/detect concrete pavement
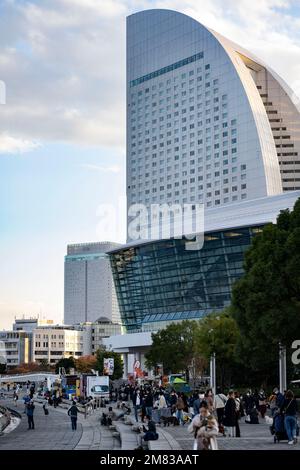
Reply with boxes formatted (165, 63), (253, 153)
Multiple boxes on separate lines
(0, 396), (120, 450)
(164, 416), (300, 450)
(1, 395), (299, 451)
(0, 397), (83, 450)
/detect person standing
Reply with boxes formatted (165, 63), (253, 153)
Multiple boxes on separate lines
(23, 394), (31, 414)
(224, 391), (236, 437)
(168, 390), (177, 413)
(144, 391), (154, 419)
(68, 400), (79, 431)
(132, 388), (143, 422)
(26, 400), (35, 430)
(176, 393), (185, 425)
(213, 388), (227, 430)
(204, 389), (214, 412)
(258, 389), (267, 418)
(234, 391), (242, 437)
(13, 390), (18, 407)
(193, 392), (201, 417)
(281, 390), (298, 445)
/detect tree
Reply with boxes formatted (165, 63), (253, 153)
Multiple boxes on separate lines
(95, 349), (123, 380)
(145, 320), (200, 378)
(195, 311), (240, 388)
(76, 355), (97, 373)
(9, 362), (42, 374)
(232, 198), (300, 385)
(55, 357), (76, 374)
(39, 358), (50, 370)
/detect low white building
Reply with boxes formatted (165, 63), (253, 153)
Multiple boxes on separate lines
(32, 325), (89, 365)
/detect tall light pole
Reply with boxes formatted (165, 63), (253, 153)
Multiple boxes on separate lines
(208, 328), (216, 394)
(279, 342), (287, 393)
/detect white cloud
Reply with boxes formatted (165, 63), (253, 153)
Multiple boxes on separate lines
(81, 163), (122, 173)
(0, 0), (299, 150)
(0, 132), (40, 154)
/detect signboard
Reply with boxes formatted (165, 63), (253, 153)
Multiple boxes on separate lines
(133, 360), (143, 378)
(103, 357), (114, 376)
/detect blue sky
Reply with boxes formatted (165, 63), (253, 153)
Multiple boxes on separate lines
(1, 0), (300, 328)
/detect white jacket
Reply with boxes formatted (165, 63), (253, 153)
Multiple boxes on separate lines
(213, 393), (227, 409)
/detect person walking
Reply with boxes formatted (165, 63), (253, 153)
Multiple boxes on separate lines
(26, 400), (35, 430)
(281, 390), (298, 445)
(68, 400), (79, 431)
(213, 388), (227, 429)
(224, 391), (236, 437)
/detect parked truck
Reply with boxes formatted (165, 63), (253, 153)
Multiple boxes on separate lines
(81, 374), (110, 402)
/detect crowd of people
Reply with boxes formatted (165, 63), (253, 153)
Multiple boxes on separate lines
(107, 383), (299, 450)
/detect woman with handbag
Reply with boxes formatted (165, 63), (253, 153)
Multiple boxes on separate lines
(280, 390), (298, 445)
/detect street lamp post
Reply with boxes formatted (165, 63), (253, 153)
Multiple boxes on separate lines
(208, 328), (216, 394)
(279, 342), (287, 394)
(210, 352), (216, 395)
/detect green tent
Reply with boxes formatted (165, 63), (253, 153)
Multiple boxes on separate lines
(173, 377), (186, 384)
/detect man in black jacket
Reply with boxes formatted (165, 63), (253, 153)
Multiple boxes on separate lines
(68, 400), (79, 431)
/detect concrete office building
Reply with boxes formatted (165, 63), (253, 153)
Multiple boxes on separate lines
(76, 318), (122, 355)
(0, 330), (32, 367)
(13, 318), (54, 333)
(64, 242), (121, 326)
(32, 325), (88, 365)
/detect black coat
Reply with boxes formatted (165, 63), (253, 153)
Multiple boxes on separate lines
(224, 398), (236, 427)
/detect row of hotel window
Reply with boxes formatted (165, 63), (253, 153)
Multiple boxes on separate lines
(130, 195), (248, 206)
(131, 153), (239, 168)
(131, 74), (220, 100)
(131, 117), (236, 133)
(131, 109), (231, 126)
(130, 167), (246, 182)
(131, 127), (237, 142)
(131, 96), (228, 114)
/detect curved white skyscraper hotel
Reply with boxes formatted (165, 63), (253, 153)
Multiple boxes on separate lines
(127, 9), (300, 218)
(105, 9), (300, 346)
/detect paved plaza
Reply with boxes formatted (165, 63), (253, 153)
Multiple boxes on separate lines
(0, 396), (299, 451)
(165, 418), (300, 451)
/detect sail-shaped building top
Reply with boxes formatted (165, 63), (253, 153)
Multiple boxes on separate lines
(127, 9), (300, 221)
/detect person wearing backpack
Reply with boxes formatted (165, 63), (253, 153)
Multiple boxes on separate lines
(213, 387), (227, 428)
(280, 390), (298, 445)
(68, 400), (79, 431)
